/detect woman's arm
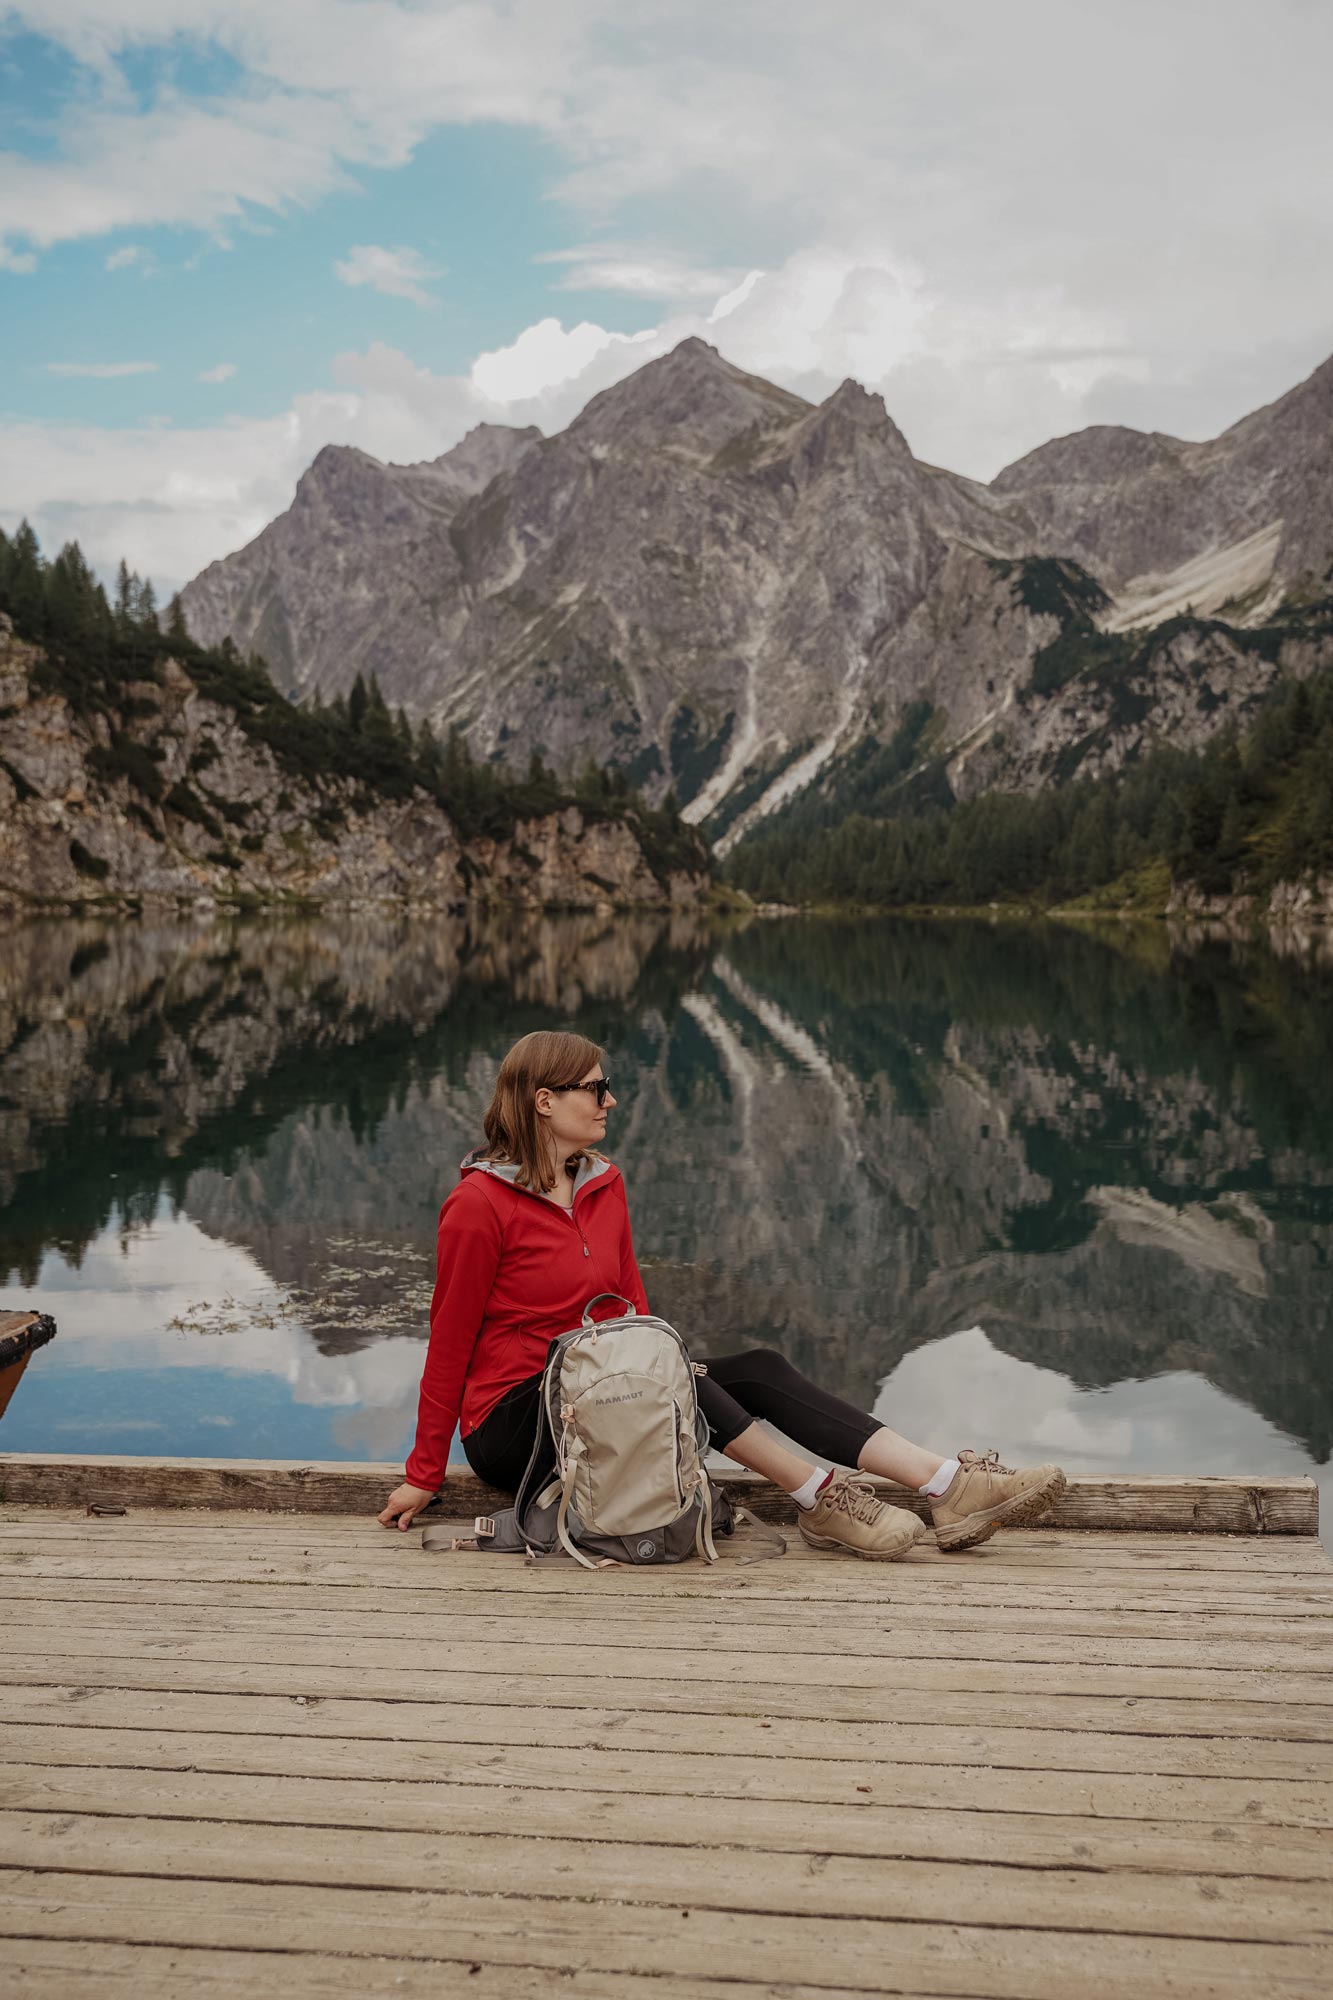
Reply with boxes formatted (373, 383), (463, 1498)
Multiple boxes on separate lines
(381, 1182), (503, 1525)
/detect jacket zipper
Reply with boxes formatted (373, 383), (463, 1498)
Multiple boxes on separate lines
(484, 1169), (596, 1257)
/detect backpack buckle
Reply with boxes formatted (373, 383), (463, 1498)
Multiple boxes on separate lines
(474, 1515), (496, 1539)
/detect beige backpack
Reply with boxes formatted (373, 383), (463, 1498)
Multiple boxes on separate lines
(443, 1293), (731, 1568)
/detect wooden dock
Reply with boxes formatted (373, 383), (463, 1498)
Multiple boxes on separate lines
(1, 1463), (1330, 1998)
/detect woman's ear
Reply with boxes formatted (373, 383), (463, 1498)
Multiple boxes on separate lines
(533, 1087), (553, 1120)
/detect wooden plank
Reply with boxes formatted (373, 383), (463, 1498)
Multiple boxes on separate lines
(9, 1516), (1316, 1562)
(0, 1453), (1319, 1533)
(6, 1721), (1328, 1825)
(13, 1512), (1328, 1560)
(3, 1868), (1329, 1999)
(10, 1572), (1333, 1624)
(10, 1652), (1332, 1740)
(13, 1584), (1332, 1645)
(7, 1682), (1327, 1779)
(0, 1937), (882, 2000)
(11, 1594), (1333, 1668)
(5, 1517), (1326, 1574)
(10, 1547), (1332, 1602)
(10, 1552), (1328, 1616)
(7, 1625), (1330, 1702)
(2, 1812), (1329, 1946)
(7, 1516), (1333, 1576)
(3, 1765), (1329, 1881)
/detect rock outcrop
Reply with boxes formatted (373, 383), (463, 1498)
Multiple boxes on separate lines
(179, 340), (1333, 841)
(0, 617), (707, 912)
(993, 353), (1333, 617)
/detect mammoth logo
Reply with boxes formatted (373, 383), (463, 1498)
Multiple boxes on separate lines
(636, 1538), (657, 1559)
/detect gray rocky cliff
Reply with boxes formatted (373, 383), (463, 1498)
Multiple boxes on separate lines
(0, 618), (706, 913)
(179, 339), (1333, 838)
(993, 353), (1333, 617)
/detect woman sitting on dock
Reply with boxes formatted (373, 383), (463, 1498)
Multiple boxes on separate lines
(379, 1030), (1066, 1558)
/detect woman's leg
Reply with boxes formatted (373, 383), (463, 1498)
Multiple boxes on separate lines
(696, 1360), (925, 1560)
(705, 1347), (1066, 1552)
(704, 1348), (946, 1487)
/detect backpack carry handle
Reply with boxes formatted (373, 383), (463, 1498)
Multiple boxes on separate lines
(580, 1292), (636, 1328)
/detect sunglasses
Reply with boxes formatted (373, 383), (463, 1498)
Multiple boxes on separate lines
(545, 1076), (613, 1107)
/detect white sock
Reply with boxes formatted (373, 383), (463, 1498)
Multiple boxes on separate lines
(920, 1458), (960, 1498)
(790, 1468), (832, 1511)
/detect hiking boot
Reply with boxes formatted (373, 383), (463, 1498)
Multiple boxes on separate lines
(930, 1449), (1067, 1552)
(797, 1473), (927, 1561)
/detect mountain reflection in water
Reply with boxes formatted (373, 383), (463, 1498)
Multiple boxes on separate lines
(1, 911), (1329, 1528)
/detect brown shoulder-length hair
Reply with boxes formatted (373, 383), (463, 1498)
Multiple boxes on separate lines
(481, 1029), (606, 1192)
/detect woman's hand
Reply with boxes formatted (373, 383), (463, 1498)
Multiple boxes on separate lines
(377, 1481), (437, 1531)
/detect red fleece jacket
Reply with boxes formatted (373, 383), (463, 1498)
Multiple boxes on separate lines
(404, 1157), (650, 1491)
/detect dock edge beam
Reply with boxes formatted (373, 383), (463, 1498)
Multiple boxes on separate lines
(0, 1454), (1319, 1534)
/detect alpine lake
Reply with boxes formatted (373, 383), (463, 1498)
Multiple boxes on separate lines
(2, 909), (1330, 1540)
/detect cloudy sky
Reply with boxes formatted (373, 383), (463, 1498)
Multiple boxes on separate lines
(2, 0), (1331, 592)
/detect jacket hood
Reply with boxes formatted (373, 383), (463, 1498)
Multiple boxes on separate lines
(461, 1149), (615, 1200)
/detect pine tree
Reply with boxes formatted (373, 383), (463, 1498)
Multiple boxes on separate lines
(46, 541), (100, 649)
(347, 673), (368, 732)
(166, 594), (189, 642)
(4, 520), (46, 635)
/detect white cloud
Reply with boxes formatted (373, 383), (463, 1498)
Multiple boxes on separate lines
(471, 316), (640, 403)
(3, 4), (1332, 587)
(104, 242), (152, 271)
(45, 358), (159, 378)
(198, 362), (238, 383)
(0, 244), (38, 272)
(1, 343), (491, 592)
(0, 89), (357, 255)
(334, 241), (441, 306)
(5, 220), (1324, 604)
(0, 2), (1330, 469)
(537, 244), (741, 301)
(708, 270), (763, 323)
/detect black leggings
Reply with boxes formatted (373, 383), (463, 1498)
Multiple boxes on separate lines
(462, 1345), (883, 1495)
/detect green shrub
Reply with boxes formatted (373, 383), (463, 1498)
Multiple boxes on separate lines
(87, 733), (166, 802)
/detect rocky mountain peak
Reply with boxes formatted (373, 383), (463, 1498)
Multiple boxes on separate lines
(1220, 348), (1333, 453)
(301, 441), (378, 484)
(821, 377), (909, 444)
(180, 336), (1333, 833)
(775, 376), (915, 491)
(285, 443), (408, 529)
(991, 425), (1184, 495)
(570, 335), (811, 458)
(420, 421), (543, 497)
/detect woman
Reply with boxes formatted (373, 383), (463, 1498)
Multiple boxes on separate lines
(379, 1030), (1066, 1557)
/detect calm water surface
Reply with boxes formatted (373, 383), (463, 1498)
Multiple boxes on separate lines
(2, 911), (1330, 1533)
